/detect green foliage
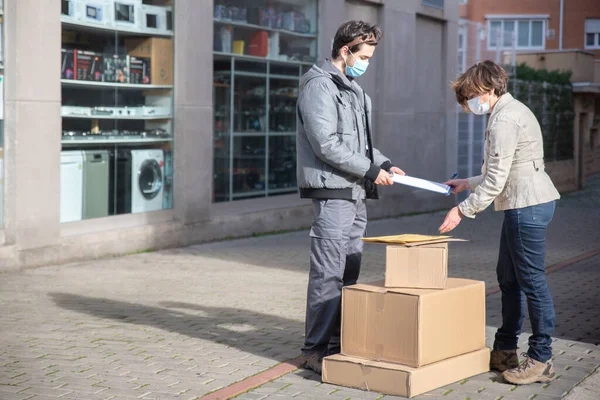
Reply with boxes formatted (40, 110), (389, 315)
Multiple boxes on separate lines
(514, 63), (572, 85)
(506, 64), (574, 161)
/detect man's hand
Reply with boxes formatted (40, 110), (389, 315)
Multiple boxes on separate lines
(439, 206), (463, 233)
(390, 166), (405, 176)
(374, 169), (393, 186)
(444, 179), (469, 194)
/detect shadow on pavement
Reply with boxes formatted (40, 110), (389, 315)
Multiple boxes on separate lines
(49, 293), (304, 363)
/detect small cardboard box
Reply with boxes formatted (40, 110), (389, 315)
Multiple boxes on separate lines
(125, 37), (173, 85)
(341, 278), (486, 367)
(386, 242), (448, 289)
(323, 348), (490, 398)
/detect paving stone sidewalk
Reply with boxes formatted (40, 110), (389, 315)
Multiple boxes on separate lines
(0, 175), (598, 400)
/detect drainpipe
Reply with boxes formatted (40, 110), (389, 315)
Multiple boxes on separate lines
(559, 0), (564, 50)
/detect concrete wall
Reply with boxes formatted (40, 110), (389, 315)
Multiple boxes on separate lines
(595, 61), (600, 84)
(546, 160), (578, 193)
(0, 0), (459, 270)
(516, 51), (596, 82)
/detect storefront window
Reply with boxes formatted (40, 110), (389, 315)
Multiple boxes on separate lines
(0, 0), (4, 227)
(213, 0), (318, 202)
(60, 0), (174, 222)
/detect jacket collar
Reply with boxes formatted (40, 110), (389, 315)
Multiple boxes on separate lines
(489, 93), (514, 120)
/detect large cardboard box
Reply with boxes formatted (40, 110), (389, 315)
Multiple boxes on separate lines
(386, 242), (447, 289)
(125, 38), (173, 85)
(323, 348), (490, 398)
(342, 278), (485, 367)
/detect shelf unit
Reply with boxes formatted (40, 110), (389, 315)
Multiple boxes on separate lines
(62, 113), (173, 120)
(62, 137), (173, 145)
(61, 80), (173, 90)
(60, 1), (175, 221)
(61, 18), (173, 38)
(213, 18), (316, 39)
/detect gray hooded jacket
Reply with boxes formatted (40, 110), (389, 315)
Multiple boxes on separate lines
(296, 60), (391, 200)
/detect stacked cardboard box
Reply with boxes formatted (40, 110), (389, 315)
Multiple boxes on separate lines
(322, 235), (490, 398)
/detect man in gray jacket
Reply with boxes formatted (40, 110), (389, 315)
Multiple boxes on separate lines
(296, 20), (404, 374)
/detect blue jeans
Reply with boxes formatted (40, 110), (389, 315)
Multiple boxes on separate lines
(493, 201), (556, 363)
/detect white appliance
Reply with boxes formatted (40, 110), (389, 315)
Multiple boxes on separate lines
(79, 0), (113, 26)
(141, 5), (173, 34)
(113, 0), (143, 30)
(60, 151), (84, 223)
(61, 0), (79, 21)
(130, 149), (164, 213)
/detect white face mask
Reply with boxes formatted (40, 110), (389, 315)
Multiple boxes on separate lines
(468, 95), (491, 115)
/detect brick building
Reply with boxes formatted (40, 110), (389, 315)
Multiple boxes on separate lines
(459, 0), (600, 61)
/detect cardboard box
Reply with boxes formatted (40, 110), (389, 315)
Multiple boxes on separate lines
(342, 278), (485, 367)
(125, 38), (173, 85)
(385, 242), (447, 289)
(74, 50), (103, 81)
(323, 348), (490, 398)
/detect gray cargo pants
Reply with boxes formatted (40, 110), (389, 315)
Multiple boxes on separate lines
(301, 198), (367, 357)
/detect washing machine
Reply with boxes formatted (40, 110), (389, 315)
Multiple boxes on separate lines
(60, 150), (84, 223)
(130, 149), (164, 214)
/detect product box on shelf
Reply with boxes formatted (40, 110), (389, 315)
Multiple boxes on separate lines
(125, 37), (173, 85)
(61, 49), (75, 80)
(103, 54), (128, 83)
(323, 349), (491, 398)
(128, 56), (151, 84)
(341, 278), (486, 368)
(248, 31), (269, 57)
(74, 50), (104, 81)
(282, 11), (311, 33)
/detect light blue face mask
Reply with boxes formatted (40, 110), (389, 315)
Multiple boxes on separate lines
(345, 50), (369, 77)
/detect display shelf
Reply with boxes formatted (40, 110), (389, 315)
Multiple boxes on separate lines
(62, 113), (172, 120)
(232, 131), (296, 137)
(61, 18), (173, 37)
(61, 80), (173, 90)
(213, 18), (316, 38)
(61, 137), (173, 145)
(214, 51), (313, 66)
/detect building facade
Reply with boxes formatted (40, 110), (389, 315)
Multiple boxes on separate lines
(459, 0), (600, 59)
(0, 0), (459, 270)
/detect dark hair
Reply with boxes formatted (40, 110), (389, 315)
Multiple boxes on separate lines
(331, 20), (383, 59)
(452, 60), (509, 112)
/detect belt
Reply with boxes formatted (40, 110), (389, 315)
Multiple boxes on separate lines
(508, 159), (545, 177)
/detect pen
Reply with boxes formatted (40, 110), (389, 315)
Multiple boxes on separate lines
(448, 173), (458, 180)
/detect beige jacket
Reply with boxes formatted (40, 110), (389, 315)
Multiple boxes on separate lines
(459, 93), (560, 218)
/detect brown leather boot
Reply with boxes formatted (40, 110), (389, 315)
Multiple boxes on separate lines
(490, 349), (519, 372)
(503, 353), (555, 385)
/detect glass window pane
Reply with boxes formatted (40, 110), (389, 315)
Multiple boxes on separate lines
(518, 21), (530, 47)
(586, 33), (596, 46)
(212, 0), (317, 202)
(268, 135), (297, 195)
(232, 136), (266, 199)
(503, 21), (515, 47)
(61, 1), (175, 221)
(490, 21), (501, 47)
(531, 21), (544, 47)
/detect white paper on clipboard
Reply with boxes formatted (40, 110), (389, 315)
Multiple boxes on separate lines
(391, 173), (452, 195)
